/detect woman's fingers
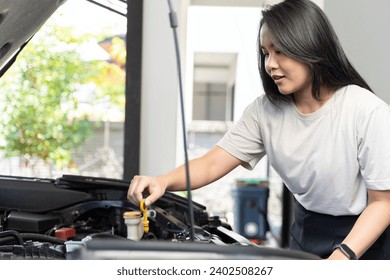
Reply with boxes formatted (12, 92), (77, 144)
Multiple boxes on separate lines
(127, 175), (166, 207)
(127, 175), (147, 205)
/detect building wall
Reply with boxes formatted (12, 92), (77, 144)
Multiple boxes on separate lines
(186, 6), (264, 126)
(324, 0), (390, 103)
(139, 0), (188, 177)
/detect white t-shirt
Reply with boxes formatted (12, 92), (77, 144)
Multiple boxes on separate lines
(217, 85), (390, 215)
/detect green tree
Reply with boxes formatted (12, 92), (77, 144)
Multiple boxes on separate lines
(0, 24), (103, 173)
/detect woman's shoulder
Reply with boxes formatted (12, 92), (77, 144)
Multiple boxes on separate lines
(240, 94), (284, 122)
(341, 85), (388, 109)
(253, 93), (269, 105)
(252, 93), (289, 111)
(340, 85), (389, 127)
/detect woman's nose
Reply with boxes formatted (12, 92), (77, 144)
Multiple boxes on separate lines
(265, 54), (278, 72)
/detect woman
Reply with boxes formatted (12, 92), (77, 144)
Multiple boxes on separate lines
(128, 0), (390, 259)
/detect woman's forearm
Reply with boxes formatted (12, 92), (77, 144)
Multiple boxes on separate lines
(162, 146), (243, 192)
(329, 189), (390, 259)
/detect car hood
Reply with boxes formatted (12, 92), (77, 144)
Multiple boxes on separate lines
(0, 0), (66, 77)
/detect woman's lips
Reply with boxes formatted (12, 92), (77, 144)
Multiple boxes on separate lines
(272, 75), (285, 83)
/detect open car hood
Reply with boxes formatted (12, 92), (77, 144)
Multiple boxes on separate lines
(0, 0), (66, 77)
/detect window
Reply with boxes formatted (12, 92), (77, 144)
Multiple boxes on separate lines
(192, 52), (237, 122)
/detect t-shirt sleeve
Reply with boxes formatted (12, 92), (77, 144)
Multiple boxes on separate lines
(357, 103), (390, 190)
(216, 98), (266, 170)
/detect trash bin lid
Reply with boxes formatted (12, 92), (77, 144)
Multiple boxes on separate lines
(235, 178), (269, 187)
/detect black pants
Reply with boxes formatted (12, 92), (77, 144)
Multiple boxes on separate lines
(290, 200), (390, 259)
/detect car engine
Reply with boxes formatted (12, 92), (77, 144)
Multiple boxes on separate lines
(0, 174), (318, 260)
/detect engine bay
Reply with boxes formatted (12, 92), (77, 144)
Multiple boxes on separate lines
(0, 174), (268, 260)
(0, 174), (320, 260)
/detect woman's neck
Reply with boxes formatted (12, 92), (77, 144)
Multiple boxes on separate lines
(293, 87), (334, 114)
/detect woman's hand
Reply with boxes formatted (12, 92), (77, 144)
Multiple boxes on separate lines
(127, 175), (168, 207)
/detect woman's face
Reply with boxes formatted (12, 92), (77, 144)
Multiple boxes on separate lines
(260, 26), (312, 97)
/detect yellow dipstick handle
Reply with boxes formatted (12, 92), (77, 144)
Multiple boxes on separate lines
(140, 199), (149, 233)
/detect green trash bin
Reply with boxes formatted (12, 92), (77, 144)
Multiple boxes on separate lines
(231, 178), (269, 240)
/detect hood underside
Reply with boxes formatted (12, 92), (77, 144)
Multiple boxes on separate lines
(0, 0), (66, 77)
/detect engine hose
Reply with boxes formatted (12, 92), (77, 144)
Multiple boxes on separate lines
(0, 230), (23, 245)
(20, 233), (65, 245)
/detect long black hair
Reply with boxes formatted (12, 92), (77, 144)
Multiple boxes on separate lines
(258, 0), (372, 104)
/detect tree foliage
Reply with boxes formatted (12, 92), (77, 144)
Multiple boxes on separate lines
(0, 24), (124, 170)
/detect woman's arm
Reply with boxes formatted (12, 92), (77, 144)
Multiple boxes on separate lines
(328, 189), (390, 259)
(127, 146), (243, 207)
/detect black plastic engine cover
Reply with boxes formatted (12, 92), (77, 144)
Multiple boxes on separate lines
(0, 176), (93, 213)
(5, 211), (61, 233)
